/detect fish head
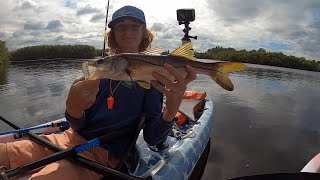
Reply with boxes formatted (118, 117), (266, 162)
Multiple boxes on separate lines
(82, 55), (129, 80)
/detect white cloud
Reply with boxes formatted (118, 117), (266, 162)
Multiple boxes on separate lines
(0, 0), (319, 60)
(76, 4), (101, 16)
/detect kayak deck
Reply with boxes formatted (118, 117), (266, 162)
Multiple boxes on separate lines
(0, 98), (214, 180)
(133, 99), (214, 179)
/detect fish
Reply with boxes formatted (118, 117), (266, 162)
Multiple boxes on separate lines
(82, 42), (246, 91)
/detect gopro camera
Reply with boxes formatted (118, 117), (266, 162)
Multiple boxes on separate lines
(177, 9), (195, 22)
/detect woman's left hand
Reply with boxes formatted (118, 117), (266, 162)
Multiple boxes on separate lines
(151, 63), (197, 122)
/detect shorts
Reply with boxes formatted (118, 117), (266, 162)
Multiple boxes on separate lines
(5, 129), (118, 180)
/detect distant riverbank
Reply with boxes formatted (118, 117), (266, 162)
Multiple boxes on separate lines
(195, 46), (320, 72)
(9, 45), (101, 61)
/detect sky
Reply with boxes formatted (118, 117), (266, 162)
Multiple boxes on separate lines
(0, 0), (319, 61)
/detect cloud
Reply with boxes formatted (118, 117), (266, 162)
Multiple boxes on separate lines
(54, 35), (64, 41)
(83, 33), (100, 38)
(206, 0), (266, 24)
(203, 0), (320, 60)
(12, 30), (26, 38)
(46, 20), (63, 31)
(24, 21), (45, 30)
(0, 0), (319, 61)
(90, 13), (105, 22)
(64, 0), (77, 9)
(151, 23), (164, 32)
(18, 0), (39, 10)
(22, 20), (63, 32)
(0, 32), (6, 39)
(77, 4), (100, 16)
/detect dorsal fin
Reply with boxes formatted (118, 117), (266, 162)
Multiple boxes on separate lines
(141, 47), (164, 55)
(169, 42), (196, 61)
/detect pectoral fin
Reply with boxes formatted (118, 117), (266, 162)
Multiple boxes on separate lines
(137, 81), (151, 89)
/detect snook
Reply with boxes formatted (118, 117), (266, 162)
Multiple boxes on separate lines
(82, 43), (246, 91)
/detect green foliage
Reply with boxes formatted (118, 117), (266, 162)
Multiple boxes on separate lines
(10, 44), (97, 61)
(0, 40), (8, 53)
(0, 40), (10, 63)
(95, 48), (110, 57)
(0, 40), (10, 85)
(195, 46), (320, 72)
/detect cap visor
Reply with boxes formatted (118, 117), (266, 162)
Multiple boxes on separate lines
(108, 16), (145, 28)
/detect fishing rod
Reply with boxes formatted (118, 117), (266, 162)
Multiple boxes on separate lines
(0, 121), (68, 136)
(102, 0), (110, 57)
(0, 115), (142, 180)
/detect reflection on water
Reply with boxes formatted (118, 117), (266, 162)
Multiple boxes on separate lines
(0, 60), (84, 129)
(0, 62), (9, 85)
(0, 59), (319, 179)
(188, 63), (320, 179)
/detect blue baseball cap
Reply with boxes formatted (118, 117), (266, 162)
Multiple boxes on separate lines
(108, 5), (146, 28)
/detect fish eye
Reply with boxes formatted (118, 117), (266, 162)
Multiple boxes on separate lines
(97, 58), (104, 64)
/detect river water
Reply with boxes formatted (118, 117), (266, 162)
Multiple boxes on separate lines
(0, 60), (319, 179)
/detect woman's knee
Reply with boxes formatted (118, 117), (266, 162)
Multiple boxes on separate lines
(0, 144), (10, 168)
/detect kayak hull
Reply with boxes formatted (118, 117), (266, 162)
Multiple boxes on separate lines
(0, 98), (214, 180)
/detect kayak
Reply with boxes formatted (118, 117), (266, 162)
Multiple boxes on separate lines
(0, 95), (214, 180)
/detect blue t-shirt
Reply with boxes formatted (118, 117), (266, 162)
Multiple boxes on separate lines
(66, 79), (173, 158)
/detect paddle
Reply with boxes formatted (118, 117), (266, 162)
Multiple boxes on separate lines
(0, 115), (143, 180)
(0, 121), (67, 136)
(1, 129), (130, 179)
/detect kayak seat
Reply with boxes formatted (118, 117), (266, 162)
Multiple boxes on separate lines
(102, 115), (146, 180)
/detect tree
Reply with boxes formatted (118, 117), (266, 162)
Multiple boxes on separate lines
(10, 44), (97, 61)
(195, 45), (320, 72)
(0, 40), (10, 63)
(258, 48), (266, 53)
(0, 40), (8, 53)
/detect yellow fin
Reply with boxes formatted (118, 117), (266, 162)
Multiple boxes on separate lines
(170, 42), (196, 61)
(137, 81), (151, 89)
(141, 47), (164, 55)
(211, 73), (234, 91)
(216, 62), (246, 73)
(211, 62), (246, 91)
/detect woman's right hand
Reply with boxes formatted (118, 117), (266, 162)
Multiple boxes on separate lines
(66, 77), (100, 119)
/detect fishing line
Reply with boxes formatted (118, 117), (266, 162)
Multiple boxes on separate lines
(102, 0), (110, 57)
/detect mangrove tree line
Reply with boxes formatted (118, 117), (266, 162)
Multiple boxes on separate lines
(10, 44), (97, 61)
(0, 40), (10, 64)
(195, 47), (320, 72)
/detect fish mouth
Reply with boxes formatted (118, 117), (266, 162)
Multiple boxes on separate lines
(82, 60), (126, 80)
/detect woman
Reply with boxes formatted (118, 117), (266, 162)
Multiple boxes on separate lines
(0, 5), (196, 179)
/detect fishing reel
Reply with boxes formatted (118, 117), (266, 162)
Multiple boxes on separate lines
(177, 9), (197, 44)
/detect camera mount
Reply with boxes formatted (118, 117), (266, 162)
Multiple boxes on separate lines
(177, 9), (197, 44)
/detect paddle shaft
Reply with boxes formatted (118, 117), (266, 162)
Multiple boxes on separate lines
(0, 122), (65, 136)
(4, 133), (117, 178)
(0, 115), (142, 180)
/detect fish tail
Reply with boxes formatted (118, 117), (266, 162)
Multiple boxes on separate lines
(210, 62), (246, 91)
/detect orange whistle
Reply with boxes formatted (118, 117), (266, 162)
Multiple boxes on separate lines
(107, 96), (115, 110)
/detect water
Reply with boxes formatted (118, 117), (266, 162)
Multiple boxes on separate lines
(0, 60), (84, 128)
(0, 60), (319, 179)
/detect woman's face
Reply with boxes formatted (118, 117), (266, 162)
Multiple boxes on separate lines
(113, 19), (143, 53)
